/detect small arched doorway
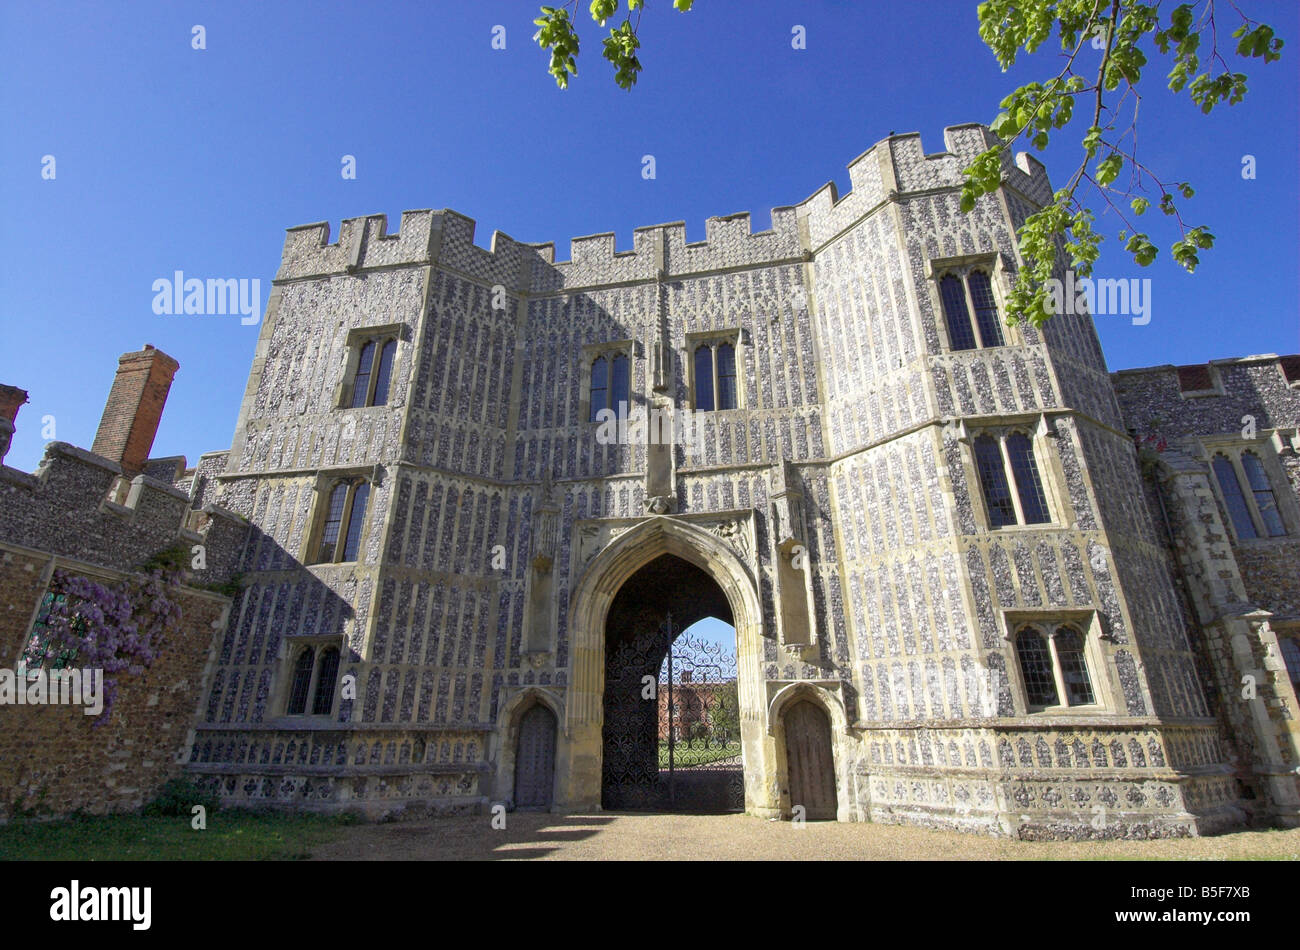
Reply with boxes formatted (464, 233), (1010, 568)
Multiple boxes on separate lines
(514, 704), (557, 810)
(783, 700), (837, 820)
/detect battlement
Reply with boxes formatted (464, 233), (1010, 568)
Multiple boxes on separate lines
(0, 441), (248, 583)
(274, 124), (1051, 290)
(799, 124), (1053, 248)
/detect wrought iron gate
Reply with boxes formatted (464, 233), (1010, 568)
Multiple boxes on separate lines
(602, 613), (745, 812)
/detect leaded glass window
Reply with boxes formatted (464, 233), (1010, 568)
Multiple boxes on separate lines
(341, 482), (370, 562)
(975, 435), (1016, 527)
(316, 483), (349, 562)
(589, 356), (607, 422)
(940, 275), (976, 350)
(349, 336), (398, 407)
(372, 340), (397, 406)
(1006, 433), (1050, 524)
(287, 647), (315, 715)
(1015, 621), (1100, 710)
(22, 591), (79, 675)
(350, 342), (375, 408)
(968, 271), (1004, 347)
(1213, 454), (1258, 540)
(1015, 629), (1058, 707)
(691, 338), (740, 412)
(973, 431), (1053, 528)
(312, 648), (341, 716)
(694, 345), (715, 412)
(938, 269), (1005, 349)
(316, 479), (370, 564)
(1055, 626), (1095, 705)
(1242, 452), (1285, 536)
(717, 343), (737, 410)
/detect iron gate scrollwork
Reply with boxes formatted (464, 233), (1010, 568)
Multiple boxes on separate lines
(602, 613), (745, 812)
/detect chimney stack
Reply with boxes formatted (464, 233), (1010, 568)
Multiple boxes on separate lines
(91, 344), (180, 475)
(0, 384), (29, 466)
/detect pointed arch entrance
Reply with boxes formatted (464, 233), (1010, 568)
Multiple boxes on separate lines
(559, 516), (772, 815)
(600, 555), (741, 811)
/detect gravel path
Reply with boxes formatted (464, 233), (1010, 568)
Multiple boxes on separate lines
(308, 812), (1300, 861)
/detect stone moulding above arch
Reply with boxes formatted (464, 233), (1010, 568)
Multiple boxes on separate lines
(765, 680), (851, 737)
(571, 508), (756, 579)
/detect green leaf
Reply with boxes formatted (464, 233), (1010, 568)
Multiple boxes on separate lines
(1095, 153), (1123, 187)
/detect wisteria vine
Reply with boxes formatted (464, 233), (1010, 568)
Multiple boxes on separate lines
(29, 561), (184, 725)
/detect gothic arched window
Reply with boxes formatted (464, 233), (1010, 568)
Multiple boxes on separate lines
(588, 351), (630, 420)
(1014, 622), (1099, 710)
(940, 275), (977, 350)
(692, 337), (740, 411)
(937, 268), (1005, 350)
(315, 478), (371, 563)
(1015, 628), (1057, 707)
(312, 647), (341, 716)
(1213, 454), (1259, 540)
(973, 430), (1052, 528)
(350, 336), (398, 407)
(286, 647), (315, 716)
(974, 435), (1016, 527)
(1241, 451), (1285, 536)
(285, 643), (344, 718)
(967, 271), (1004, 347)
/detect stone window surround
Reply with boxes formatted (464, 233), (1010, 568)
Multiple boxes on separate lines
(335, 322), (408, 410)
(302, 467), (375, 565)
(270, 634), (346, 721)
(953, 414), (1066, 532)
(1198, 437), (1297, 541)
(923, 252), (1019, 352)
(685, 329), (744, 413)
(578, 338), (635, 424)
(1001, 608), (1113, 716)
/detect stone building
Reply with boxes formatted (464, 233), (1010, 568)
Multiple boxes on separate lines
(3, 124), (1299, 838)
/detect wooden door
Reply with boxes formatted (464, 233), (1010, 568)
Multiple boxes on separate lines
(784, 700), (837, 820)
(514, 704), (556, 809)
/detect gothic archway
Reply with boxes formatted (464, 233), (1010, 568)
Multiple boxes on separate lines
(559, 516), (771, 814)
(600, 556), (742, 812)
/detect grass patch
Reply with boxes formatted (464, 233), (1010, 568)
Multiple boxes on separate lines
(0, 809), (353, 861)
(657, 740), (741, 768)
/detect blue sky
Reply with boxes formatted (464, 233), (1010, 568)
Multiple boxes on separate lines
(2, 0), (1296, 474)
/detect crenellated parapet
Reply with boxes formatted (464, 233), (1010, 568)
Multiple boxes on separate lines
(271, 125), (1051, 298)
(0, 441), (248, 584)
(799, 124), (1052, 250)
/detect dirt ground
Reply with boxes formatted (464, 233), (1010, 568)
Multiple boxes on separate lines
(307, 811), (1300, 861)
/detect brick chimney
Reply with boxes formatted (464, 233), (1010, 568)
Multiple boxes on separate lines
(91, 344), (180, 475)
(0, 384), (29, 466)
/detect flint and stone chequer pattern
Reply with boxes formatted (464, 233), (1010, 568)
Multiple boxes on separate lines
(177, 125), (1292, 835)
